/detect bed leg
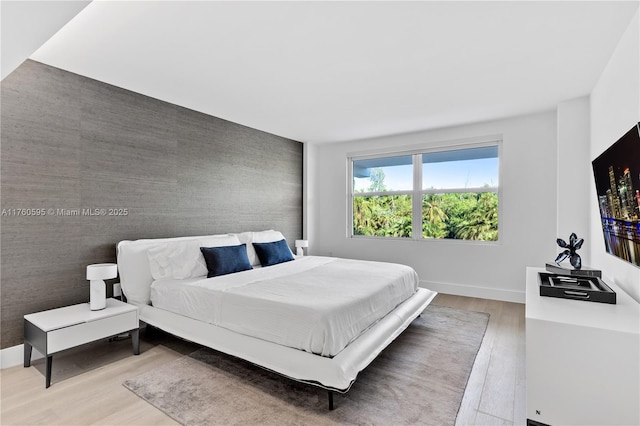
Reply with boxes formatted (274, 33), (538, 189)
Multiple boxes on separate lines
(144, 323), (157, 338)
(328, 391), (334, 410)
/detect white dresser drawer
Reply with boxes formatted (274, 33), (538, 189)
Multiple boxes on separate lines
(48, 310), (137, 354)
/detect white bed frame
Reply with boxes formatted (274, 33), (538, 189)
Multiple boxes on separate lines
(117, 235), (437, 409)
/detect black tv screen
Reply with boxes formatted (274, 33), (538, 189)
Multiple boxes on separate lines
(592, 122), (640, 267)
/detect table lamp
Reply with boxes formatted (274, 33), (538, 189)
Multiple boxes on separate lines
(86, 263), (117, 310)
(295, 240), (309, 256)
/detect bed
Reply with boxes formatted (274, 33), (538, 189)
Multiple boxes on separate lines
(117, 231), (437, 409)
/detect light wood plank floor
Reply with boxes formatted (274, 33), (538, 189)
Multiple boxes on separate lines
(0, 294), (526, 425)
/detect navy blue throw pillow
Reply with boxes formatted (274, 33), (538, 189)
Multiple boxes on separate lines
(252, 239), (295, 267)
(200, 244), (252, 278)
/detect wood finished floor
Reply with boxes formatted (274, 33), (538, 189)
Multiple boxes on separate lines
(0, 294), (526, 425)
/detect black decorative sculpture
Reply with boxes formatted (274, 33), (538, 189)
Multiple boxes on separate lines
(555, 233), (583, 269)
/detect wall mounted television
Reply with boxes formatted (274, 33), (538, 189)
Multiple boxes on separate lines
(592, 122), (640, 267)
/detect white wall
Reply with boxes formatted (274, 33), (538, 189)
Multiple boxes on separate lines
(309, 111), (558, 302)
(556, 96), (591, 267)
(590, 10), (640, 302)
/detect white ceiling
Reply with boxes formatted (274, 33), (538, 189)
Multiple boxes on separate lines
(1, 0), (91, 80)
(23, 1), (640, 144)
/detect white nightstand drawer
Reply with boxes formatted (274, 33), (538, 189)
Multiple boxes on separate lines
(48, 310), (137, 354)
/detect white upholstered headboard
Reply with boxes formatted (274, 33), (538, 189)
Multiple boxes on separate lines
(117, 234), (214, 305)
(116, 230), (291, 305)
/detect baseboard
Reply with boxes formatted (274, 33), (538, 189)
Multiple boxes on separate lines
(1, 344), (44, 369)
(420, 279), (525, 303)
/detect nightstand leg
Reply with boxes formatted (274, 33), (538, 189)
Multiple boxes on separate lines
(132, 328), (140, 355)
(24, 342), (32, 367)
(45, 356), (52, 388)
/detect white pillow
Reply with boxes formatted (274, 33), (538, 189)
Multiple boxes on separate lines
(252, 230), (288, 243)
(232, 232), (258, 266)
(167, 241), (206, 279)
(147, 243), (175, 280)
(147, 234), (241, 280)
(231, 230), (292, 266)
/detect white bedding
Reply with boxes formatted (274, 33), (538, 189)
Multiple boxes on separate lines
(150, 256), (418, 357)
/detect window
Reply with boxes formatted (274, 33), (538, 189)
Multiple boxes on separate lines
(350, 141), (500, 241)
(352, 155), (414, 237)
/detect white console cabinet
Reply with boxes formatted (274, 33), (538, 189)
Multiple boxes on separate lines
(526, 267), (639, 426)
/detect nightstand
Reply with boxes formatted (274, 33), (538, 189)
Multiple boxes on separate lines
(525, 267), (639, 425)
(24, 298), (139, 388)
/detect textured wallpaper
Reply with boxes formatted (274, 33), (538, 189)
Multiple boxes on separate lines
(0, 60), (303, 348)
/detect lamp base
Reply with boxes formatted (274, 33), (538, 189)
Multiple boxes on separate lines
(90, 280), (106, 310)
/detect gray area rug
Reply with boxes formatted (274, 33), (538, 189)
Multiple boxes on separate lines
(123, 305), (489, 425)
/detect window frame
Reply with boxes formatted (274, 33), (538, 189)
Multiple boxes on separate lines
(348, 138), (503, 243)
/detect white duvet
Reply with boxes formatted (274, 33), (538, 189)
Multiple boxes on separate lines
(150, 256), (419, 357)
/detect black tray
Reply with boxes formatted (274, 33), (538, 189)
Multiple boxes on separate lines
(538, 272), (616, 304)
(545, 262), (602, 278)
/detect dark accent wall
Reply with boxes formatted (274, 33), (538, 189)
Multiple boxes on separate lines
(0, 60), (303, 348)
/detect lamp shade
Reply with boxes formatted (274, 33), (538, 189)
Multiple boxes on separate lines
(86, 263), (118, 280)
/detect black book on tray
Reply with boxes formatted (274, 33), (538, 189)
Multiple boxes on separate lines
(545, 262), (602, 278)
